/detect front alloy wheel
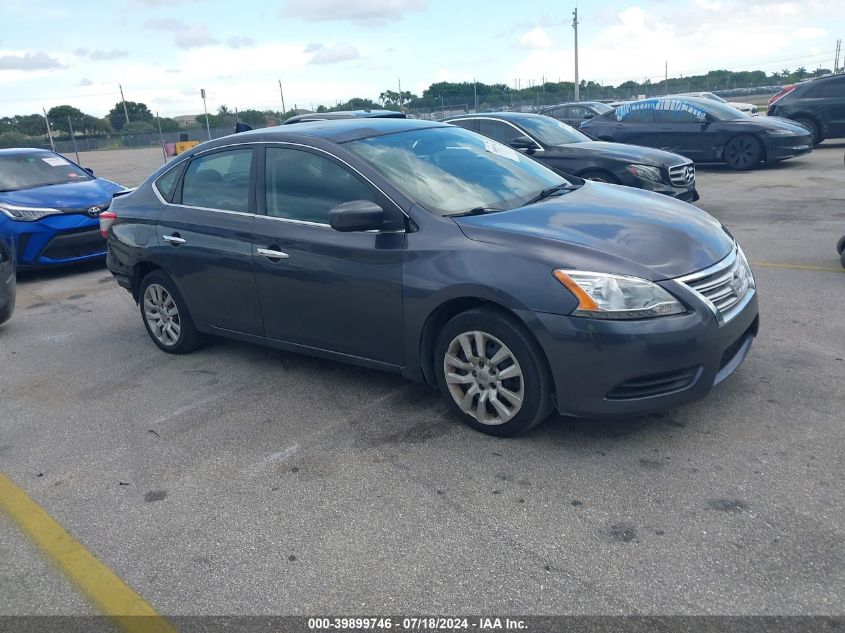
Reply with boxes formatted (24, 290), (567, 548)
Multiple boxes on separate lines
(444, 331), (525, 426)
(434, 308), (553, 436)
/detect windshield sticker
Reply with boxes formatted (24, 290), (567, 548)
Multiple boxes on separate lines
(42, 157), (67, 167)
(615, 98), (707, 122)
(482, 138), (520, 162)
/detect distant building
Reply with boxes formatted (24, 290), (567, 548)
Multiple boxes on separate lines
(173, 115), (201, 129)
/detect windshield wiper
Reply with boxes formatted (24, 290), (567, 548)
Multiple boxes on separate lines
(449, 206), (507, 217)
(524, 183), (579, 206)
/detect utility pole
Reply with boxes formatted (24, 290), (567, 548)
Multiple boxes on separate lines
(42, 107), (55, 151)
(665, 60), (668, 95)
(67, 115), (80, 164)
(473, 79), (478, 112)
(201, 88), (211, 141)
(119, 84), (130, 125)
(835, 39), (842, 73)
(278, 79), (286, 115)
(155, 112), (166, 164)
(572, 7), (580, 102)
(398, 77), (402, 110)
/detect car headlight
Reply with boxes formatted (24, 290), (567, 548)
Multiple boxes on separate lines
(625, 164), (663, 182)
(766, 128), (798, 135)
(553, 270), (685, 319)
(0, 203), (62, 222)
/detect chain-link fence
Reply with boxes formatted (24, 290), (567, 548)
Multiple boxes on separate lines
(46, 126), (237, 154)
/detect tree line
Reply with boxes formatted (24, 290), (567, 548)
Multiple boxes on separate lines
(1, 66), (835, 148)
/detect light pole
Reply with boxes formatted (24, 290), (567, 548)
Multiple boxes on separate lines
(119, 84), (130, 125)
(572, 7), (580, 102)
(201, 88), (211, 141)
(42, 107), (55, 151)
(278, 79), (286, 116)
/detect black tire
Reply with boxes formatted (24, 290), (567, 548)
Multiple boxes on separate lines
(793, 117), (822, 145)
(434, 307), (554, 437)
(138, 270), (203, 354)
(840, 249), (845, 270)
(724, 135), (763, 171)
(580, 169), (619, 184)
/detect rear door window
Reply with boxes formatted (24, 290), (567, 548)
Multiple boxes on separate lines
(478, 119), (522, 145)
(180, 148), (254, 212)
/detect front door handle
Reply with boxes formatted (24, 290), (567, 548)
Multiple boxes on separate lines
(162, 234), (186, 245)
(257, 247), (290, 260)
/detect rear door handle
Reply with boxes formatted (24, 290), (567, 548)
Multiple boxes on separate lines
(257, 247), (290, 260)
(162, 234), (186, 245)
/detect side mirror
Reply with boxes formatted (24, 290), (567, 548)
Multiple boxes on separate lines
(509, 136), (537, 154)
(84, 167), (94, 176)
(329, 200), (386, 232)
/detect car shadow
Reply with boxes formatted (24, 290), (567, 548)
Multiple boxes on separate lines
(16, 260), (107, 285)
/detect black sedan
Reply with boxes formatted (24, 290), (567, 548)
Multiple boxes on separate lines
(538, 101), (614, 128)
(105, 119), (757, 436)
(0, 231), (14, 325)
(581, 96), (812, 170)
(445, 112), (698, 201)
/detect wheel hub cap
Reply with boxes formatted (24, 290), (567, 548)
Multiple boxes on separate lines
(143, 283), (182, 347)
(444, 330), (525, 426)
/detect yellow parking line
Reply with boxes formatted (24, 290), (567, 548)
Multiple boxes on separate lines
(752, 261), (845, 273)
(0, 472), (176, 633)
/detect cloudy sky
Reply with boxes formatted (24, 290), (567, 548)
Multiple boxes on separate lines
(1, 0), (842, 117)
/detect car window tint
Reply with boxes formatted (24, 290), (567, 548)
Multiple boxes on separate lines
(620, 108), (654, 123)
(568, 106), (586, 119)
(265, 148), (376, 224)
(654, 108), (703, 123)
(182, 149), (252, 212)
(478, 120), (522, 145)
(450, 119), (477, 132)
(155, 164), (183, 202)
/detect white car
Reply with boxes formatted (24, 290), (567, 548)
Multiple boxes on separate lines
(678, 92), (759, 115)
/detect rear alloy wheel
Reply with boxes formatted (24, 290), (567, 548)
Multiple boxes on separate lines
(139, 270), (202, 354)
(435, 308), (553, 436)
(724, 135), (763, 171)
(793, 118), (821, 145)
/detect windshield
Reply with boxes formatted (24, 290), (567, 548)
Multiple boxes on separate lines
(696, 99), (750, 120)
(590, 103), (614, 114)
(0, 152), (92, 192)
(344, 126), (568, 217)
(517, 116), (591, 145)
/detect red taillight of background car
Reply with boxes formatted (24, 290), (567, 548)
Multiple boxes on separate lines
(769, 85), (796, 106)
(99, 210), (117, 238)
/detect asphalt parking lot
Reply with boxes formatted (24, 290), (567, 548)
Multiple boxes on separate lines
(1, 144), (843, 619)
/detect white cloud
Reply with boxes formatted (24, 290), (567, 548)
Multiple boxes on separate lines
(89, 49), (129, 61)
(519, 27), (551, 50)
(307, 42), (361, 65)
(226, 36), (255, 49)
(282, 0), (426, 25)
(143, 18), (188, 31)
(174, 26), (219, 50)
(0, 51), (64, 71)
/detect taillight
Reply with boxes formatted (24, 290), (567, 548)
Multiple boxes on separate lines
(769, 84), (795, 106)
(99, 210), (117, 238)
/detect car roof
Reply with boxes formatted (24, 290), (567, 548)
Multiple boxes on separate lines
(443, 111), (549, 123)
(283, 110), (406, 124)
(198, 117), (445, 148)
(540, 101), (605, 110)
(0, 147), (54, 156)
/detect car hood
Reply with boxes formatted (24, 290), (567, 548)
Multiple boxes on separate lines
(552, 141), (688, 167)
(0, 178), (124, 212)
(453, 181), (734, 279)
(727, 116), (808, 134)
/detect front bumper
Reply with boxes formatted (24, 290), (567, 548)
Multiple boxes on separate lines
(764, 135), (813, 161)
(619, 172), (700, 202)
(2, 213), (106, 268)
(518, 289), (759, 418)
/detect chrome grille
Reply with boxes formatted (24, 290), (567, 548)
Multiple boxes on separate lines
(678, 249), (755, 324)
(668, 162), (695, 187)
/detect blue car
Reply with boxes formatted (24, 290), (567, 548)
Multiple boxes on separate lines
(0, 148), (126, 268)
